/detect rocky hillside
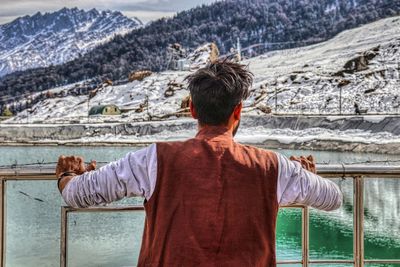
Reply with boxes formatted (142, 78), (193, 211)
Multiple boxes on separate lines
(0, 7), (141, 77)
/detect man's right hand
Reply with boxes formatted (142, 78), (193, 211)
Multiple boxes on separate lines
(56, 155), (96, 192)
(289, 155), (316, 174)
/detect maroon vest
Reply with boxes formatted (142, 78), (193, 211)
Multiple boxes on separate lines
(138, 126), (279, 266)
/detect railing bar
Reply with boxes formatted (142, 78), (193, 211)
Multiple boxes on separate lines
(2, 181), (5, 267)
(64, 206), (145, 212)
(60, 207), (68, 267)
(349, 175), (366, 267)
(0, 179), (4, 267)
(2, 174), (398, 179)
(309, 259), (355, 263)
(0, 165), (399, 178)
(320, 174), (400, 178)
(281, 204), (306, 208)
(64, 205), (314, 211)
(355, 176), (364, 267)
(63, 206), (308, 212)
(364, 259), (400, 263)
(0, 176), (56, 180)
(276, 260), (303, 264)
(302, 206), (309, 267)
(353, 176), (357, 267)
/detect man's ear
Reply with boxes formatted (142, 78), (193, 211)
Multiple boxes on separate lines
(233, 102), (242, 120)
(189, 99), (198, 119)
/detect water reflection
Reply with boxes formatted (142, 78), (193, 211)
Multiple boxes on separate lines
(67, 212), (145, 267)
(364, 179), (400, 260)
(276, 209), (302, 261)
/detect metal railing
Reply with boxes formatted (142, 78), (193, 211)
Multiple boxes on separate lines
(0, 165), (399, 267)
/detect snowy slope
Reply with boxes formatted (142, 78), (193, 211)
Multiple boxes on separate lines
(6, 16), (400, 124)
(0, 7), (141, 76)
(7, 71), (190, 123)
(246, 16), (400, 115)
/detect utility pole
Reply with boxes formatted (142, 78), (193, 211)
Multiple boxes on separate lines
(87, 95), (90, 123)
(146, 94), (150, 121)
(237, 37), (242, 62)
(27, 97), (31, 124)
(339, 87), (342, 115)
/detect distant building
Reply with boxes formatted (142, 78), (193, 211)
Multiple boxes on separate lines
(176, 59), (190, 71)
(166, 43), (188, 70)
(1, 107), (13, 117)
(89, 104), (121, 116)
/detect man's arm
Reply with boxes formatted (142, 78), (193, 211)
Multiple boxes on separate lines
(58, 144), (157, 208)
(276, 153), (342, 211)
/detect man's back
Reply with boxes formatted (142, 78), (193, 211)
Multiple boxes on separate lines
(139, 126), (279, 266)
(57, 61), (342, 267)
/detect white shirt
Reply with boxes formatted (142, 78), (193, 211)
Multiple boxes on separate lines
(62, 144), (342, 211)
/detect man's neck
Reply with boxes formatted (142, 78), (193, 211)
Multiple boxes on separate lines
(198, 123), (234, 135)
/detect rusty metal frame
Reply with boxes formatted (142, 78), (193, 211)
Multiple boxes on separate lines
(302, 206), (309, 267)
(60, 206), (144, 267)
(0, 165), (399, 267)
(274, 205), (309, 266)
(0, 173), (55, 267)
(0, 179), (4, 267)
(354, 176), (364, 267)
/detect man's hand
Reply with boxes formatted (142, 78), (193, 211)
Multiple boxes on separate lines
(56, 155), (96, 192)
(289, 155), (316, 174)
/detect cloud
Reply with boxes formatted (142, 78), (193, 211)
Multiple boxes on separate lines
(0, 0), (216, 25)
(123, 10), (176, 23)
(117, 0), (215, 12)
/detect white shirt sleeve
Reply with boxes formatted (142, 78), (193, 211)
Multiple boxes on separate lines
(62, 144), (158, 208)
(276, 153), (343, 211)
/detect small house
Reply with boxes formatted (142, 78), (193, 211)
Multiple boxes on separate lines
(1, 107), (13, 117)
(89, 104), (121, 116)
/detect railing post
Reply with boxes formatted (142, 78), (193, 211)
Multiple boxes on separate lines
(0, 179), (4, 267)
(354, 176), (364, 267)
(302, 206), (309, 267)
(60, 207), (68, 267)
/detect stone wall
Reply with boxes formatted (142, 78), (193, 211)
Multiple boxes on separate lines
(0, 115), (399, 154)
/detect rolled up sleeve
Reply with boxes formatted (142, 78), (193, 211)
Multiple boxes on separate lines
(276, 153), (343, 211)
(62, 144), (157, 208)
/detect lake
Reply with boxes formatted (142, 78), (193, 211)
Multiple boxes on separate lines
(1, 146), (399, 267)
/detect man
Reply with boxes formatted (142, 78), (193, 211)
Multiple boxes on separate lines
(57, 61), (342, 266)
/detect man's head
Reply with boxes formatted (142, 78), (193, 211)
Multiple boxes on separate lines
(185, 60), (253, 130)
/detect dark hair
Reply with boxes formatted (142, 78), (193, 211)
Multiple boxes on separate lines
(185, 60), (253, 125)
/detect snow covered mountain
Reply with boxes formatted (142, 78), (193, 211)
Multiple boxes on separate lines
(5, 16), (400, 124)
(0, 7), (142, 77)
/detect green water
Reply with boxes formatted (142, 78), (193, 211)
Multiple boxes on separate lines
(1, 146), (399, 266)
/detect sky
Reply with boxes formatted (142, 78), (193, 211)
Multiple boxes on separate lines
(0, 0), (217, 25)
